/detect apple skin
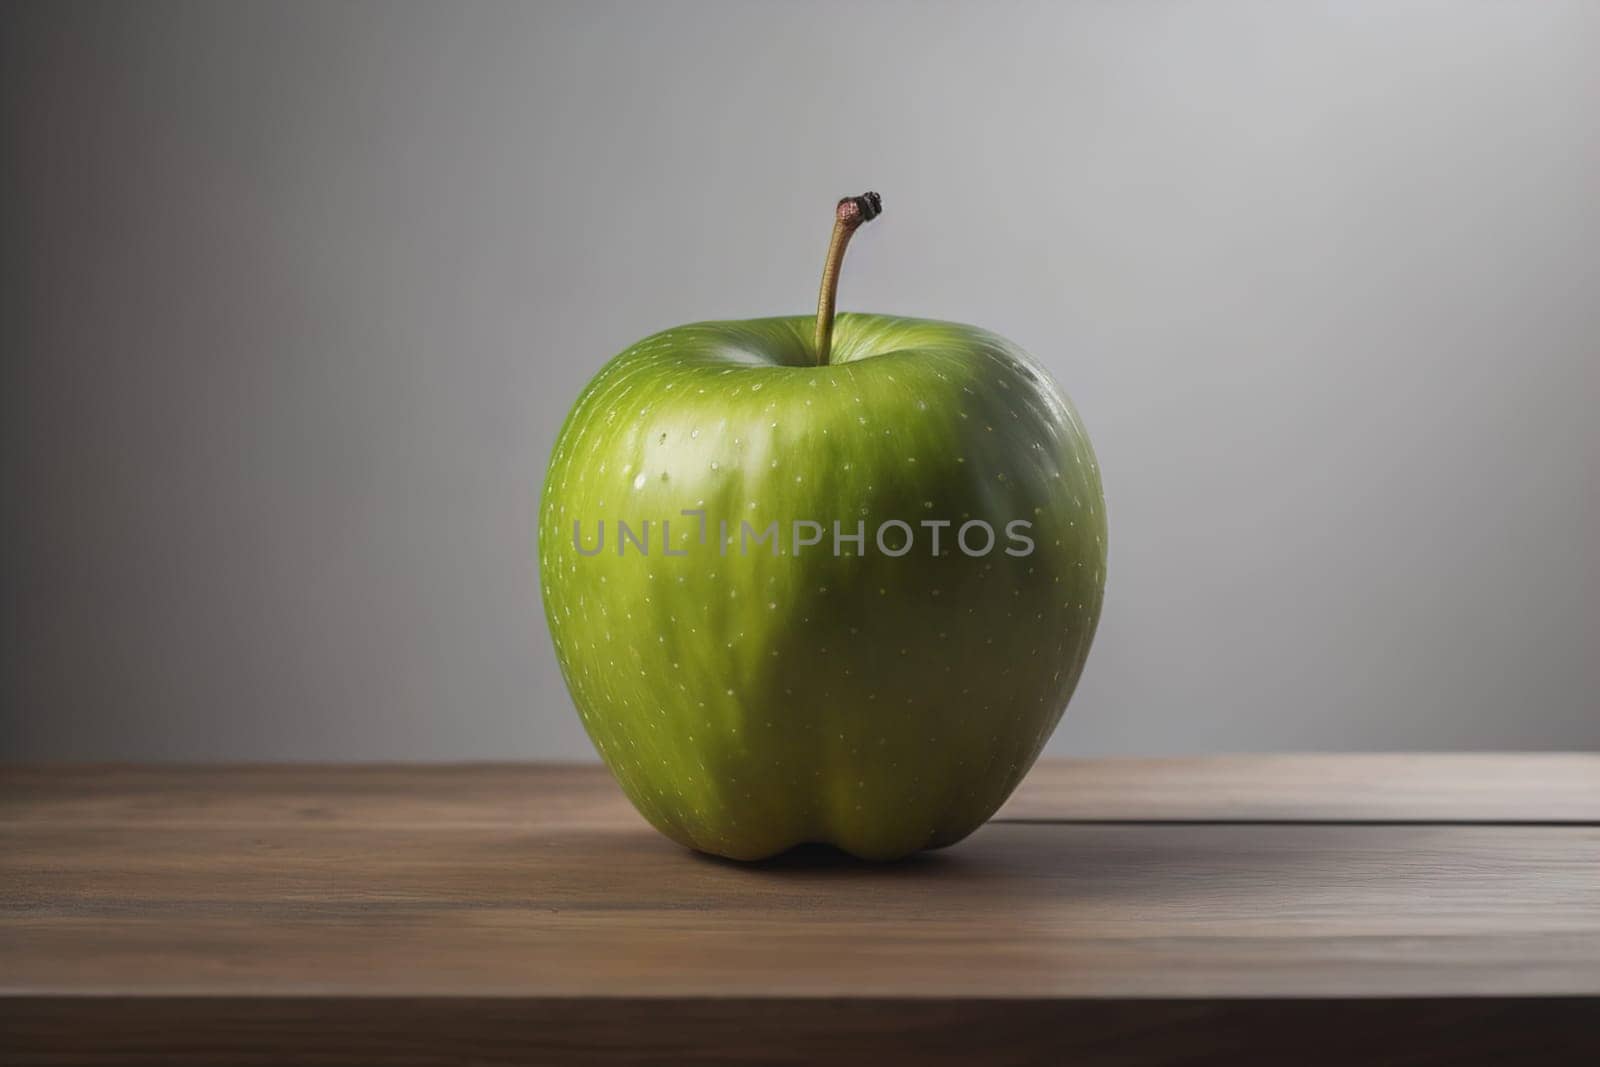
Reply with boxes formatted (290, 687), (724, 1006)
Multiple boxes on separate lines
(539, 313), (1105, 860)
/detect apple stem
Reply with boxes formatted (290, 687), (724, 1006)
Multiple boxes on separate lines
(813, 192), (882, 366)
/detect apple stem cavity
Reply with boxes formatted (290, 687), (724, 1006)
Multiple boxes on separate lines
(813, 191), (883, 366)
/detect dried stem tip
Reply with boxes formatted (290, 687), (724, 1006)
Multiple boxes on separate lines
(836, 191), (884, 226)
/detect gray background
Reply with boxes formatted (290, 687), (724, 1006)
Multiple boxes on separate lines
(4, 1), (1597, 761)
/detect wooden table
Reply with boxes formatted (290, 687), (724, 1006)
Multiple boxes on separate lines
(4, 755), (1598, 1065)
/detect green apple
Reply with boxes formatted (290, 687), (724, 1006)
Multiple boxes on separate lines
(540, 194), (1106, 860)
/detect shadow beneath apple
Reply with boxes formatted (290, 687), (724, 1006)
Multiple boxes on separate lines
(688, 841), (958, 874)
(682, 820), (1345, 902)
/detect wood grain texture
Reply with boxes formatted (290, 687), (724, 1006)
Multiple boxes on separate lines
(999, 752), (1600, 823)
(3, 757), (1599, 1065)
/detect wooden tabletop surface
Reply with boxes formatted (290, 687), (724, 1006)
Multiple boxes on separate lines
(4, 755), (1599, 1065)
